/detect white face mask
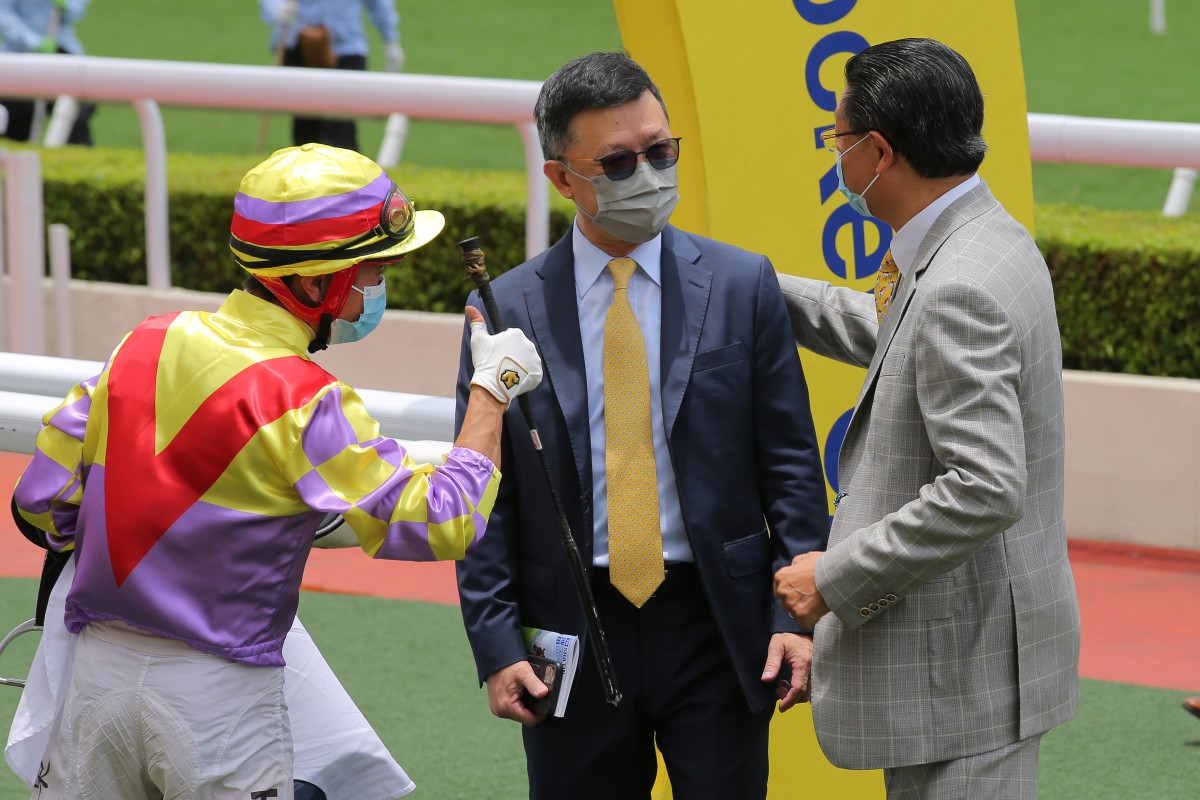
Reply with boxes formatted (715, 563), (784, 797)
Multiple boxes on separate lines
(564, 161), (680, 244)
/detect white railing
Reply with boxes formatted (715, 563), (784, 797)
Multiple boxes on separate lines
(1027, 113), (1200, 169)
(0, 53), (549, 289)
(3, 56), (1199, 289)
(0, 351), (455, 455)
(1027, 112), (1200, 216)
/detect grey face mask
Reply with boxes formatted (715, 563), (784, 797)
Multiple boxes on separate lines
(564, 161), (680, 244)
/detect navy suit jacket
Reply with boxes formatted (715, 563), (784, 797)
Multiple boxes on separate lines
(454, 225), (828, 711)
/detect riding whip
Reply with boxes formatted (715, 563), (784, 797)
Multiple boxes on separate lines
(459, 236), (622, 707)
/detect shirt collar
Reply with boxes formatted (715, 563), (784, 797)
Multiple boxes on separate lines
(572, 220), (663, 301)
(218, 289), (316, 356)
(888, 173), (980, 274)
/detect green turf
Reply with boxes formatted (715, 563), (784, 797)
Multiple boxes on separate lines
(70, 0), (623, 172)
(2, 575), (1198, 799)
(1015, 0), (1200, 212)
(40, 1), (1198, 210)
(1040, 679), (1200, 800)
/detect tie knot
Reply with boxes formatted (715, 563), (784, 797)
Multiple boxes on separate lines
(608, 257), (638, 290)
(880, 250), (899, 277)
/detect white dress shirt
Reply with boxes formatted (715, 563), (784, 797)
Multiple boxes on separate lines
(887, 173), (980, 274)
(571, 222), (691, 567)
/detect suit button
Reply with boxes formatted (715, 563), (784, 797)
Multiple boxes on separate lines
(885, 594), (898, 602)
(859, 607), (871, 617)
(878, 597), (889, 607)
(869, 603), (879, 612)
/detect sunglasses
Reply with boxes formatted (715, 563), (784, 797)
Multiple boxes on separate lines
(560, 137), (682, 181)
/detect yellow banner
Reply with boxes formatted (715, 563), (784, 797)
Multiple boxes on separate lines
(614, 2), (1031, 797)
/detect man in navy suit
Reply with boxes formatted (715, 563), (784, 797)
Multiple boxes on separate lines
(455, 51), (828, 800)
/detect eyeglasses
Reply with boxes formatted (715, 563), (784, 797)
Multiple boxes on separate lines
(560, 137), (682, 181)
(820, 129), (872, 153)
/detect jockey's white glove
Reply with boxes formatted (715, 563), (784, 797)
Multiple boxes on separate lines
(469, 321), (542, 404)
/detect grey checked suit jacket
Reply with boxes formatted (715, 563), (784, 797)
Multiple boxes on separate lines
(779, 182), (1080, 770)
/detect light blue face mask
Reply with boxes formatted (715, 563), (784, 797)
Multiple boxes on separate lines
(329, 279), (387, 345)
(835, 134), (881, 217)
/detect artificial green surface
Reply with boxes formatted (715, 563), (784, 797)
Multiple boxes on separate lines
(1, 578), (1196, 799)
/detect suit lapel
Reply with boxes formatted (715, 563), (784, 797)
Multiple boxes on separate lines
(659, 227), (710, 438)
(854, 182), (998, 406)
(524, 235), (592, 505)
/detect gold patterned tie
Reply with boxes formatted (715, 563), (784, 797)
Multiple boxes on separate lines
(604, 257), (664, 608)
(874, 249), (900, 323)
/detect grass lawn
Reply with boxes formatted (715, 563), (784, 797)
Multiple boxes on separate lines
(1016, 0), (1200, 211)
(44, 0), (1198, 211)
(71, 0), (623, 172)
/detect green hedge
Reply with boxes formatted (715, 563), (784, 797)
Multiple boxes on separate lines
(1034, 204), (1200, 379)
(18, 145), (1200, 379)
(31, 145), (575, 314)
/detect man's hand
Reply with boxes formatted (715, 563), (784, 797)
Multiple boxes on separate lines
(775, 551), (830, 629)
(385, 41), (404, 73)
(468, 308), (543, 404)
(484, 660), (549, 727)
(760, 632), (813, 712)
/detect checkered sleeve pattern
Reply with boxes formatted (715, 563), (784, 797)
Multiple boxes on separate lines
(13, 367), (109, 552)
(284, 383), (500, 562)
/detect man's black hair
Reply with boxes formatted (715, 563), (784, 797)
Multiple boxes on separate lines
(842, 38), (987, 178)
(534, 51), (669, 161)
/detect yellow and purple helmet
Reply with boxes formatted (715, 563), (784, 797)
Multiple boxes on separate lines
(229, 143), (445, 328)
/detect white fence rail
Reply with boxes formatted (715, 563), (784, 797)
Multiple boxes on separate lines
(1027, 113), (1200, 170)
(0, 351), (455, 455)
(3, 55), (1200, 292)
(0, 53), (549, 289)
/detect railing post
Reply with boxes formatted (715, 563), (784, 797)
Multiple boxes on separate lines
(1150, 0), (1167, 35)
(0, 154), (6, 353)
(1162, 168), (1196, 218)
(376, 113), (409, 168)
(133, 98), (170, 289)
(48, 223), (73, 357)
(518, 121), (550, 260)
(43, 94), (80, 148)
(4, 151), (47, 355)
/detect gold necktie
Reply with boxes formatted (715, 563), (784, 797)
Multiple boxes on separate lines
(604, 257), (663, 607)
(874, 249), (900, 323)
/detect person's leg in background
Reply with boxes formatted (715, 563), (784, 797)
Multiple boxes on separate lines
(318, 54), (366, 152)
(283, 46), (323, 147)
(0, 98), (35, 141)
(281, 49), (364, 152)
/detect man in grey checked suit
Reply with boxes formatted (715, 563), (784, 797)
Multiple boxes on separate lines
(774, 38), (1081, 798)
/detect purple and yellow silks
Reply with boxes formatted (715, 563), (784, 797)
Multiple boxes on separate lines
(13, 290), (498, 665)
